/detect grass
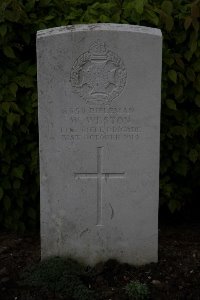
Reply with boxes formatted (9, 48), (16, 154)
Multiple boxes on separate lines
(19, 256), (96, 300)
(124, 280), (149, 300)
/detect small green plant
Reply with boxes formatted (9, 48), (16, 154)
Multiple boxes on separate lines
(125, 280), (149, 300)
(20, 257), (96, 300)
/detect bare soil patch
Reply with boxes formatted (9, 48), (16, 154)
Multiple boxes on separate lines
(0, 223), (200, 300)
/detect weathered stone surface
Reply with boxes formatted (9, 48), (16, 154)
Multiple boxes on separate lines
(37, 23), (162, 265)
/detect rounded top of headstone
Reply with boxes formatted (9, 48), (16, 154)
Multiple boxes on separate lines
(37, 23), (162, 39)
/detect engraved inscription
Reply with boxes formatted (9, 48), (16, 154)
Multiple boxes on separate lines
(74, 147), (125, 226)
(60, 105), (142, 142)
(70, 40), (127, 104)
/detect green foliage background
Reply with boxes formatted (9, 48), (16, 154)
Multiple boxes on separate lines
(0, 0), (200, 231)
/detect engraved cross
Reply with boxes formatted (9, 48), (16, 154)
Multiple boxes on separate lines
(74, 147), (125, 226)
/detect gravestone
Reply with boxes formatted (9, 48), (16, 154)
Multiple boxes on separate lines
(37, 23), (162, 265)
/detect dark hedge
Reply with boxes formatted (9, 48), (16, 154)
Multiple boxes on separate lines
(0, 0), (200, 231)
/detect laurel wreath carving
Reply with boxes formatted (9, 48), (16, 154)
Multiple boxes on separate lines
(70, 42), (127, 103)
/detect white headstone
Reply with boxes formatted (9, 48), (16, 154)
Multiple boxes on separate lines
(37, 24), (162, 266)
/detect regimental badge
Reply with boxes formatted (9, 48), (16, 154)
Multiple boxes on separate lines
(70, 40), (127, 104)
